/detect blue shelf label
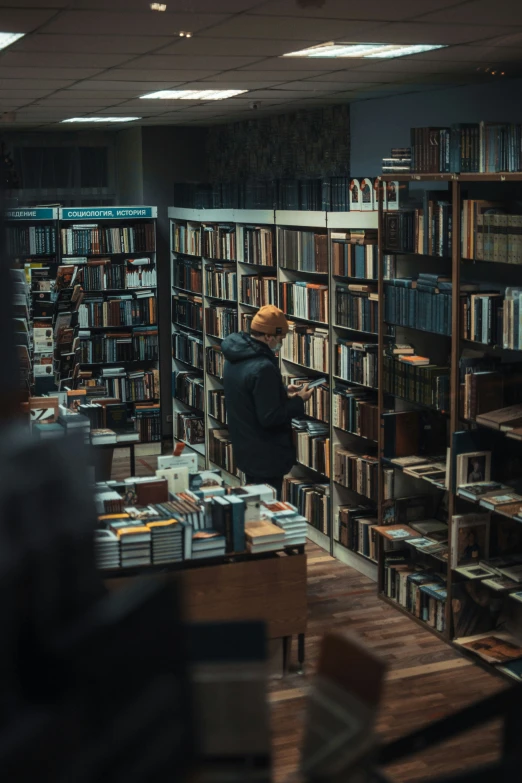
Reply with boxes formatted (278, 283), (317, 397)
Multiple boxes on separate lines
(6, 207), (57, 220)
(61, 206), (156, 220)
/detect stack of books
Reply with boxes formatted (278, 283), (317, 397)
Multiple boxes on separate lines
(94, 529), (120, 570)
(147, 518), (185, 564)
(382, 147), (411, 173)
(192, 530), (226, 560)
(245, 520), (286, 554)
(261, 500), (307, 547)
(116, 524), (152, 568)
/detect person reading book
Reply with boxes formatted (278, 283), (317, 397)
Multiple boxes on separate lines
(222, 305), (313, 499)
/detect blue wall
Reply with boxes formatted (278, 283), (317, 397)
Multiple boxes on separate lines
(350, 77), (522, 177)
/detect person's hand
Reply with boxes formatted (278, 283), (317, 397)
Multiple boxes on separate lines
(297, 383), (313, 402)
(287, 384), (302, 397)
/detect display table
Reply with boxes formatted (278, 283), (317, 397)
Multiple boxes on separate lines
(104, 548), (307, 671)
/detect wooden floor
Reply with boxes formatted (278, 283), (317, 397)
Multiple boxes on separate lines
(112, 451), (507, 783)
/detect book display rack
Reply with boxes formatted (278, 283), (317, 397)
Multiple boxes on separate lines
(170, 207), (380, 571)
(375, 172), (522, 679)
(7, 207), (60, 396)
(59, 207), (161, 443)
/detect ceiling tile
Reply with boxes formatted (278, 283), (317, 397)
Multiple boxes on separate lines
(238, 57), (362, 71)
(92, 69), (216, 82)
(415, 0), (522, 26)
(0, 8), (57, 32)
(199, 72), (294, 84)
(159, 37), (318, 57)
(306, 70), (405, 83)
(0, 78), (75, 90)
(11, 34), (174, 55)
(368, 22), (515, 45)
(66, 82), (185, 93)
(256, 0), (460, 21)
(402, 45), (522, 63)
(0, 51), (132, 69)
(0, 67), (103, 80)
(42, 11), (227, 36)
(119, 54), (264, 70)
(198, 16), (383, 40)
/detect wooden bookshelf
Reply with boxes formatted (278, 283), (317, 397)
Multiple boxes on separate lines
(375, 173), (522, 671)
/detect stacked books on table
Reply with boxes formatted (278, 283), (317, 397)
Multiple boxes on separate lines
(192, 530), (226, 560)
(245, 520), (286, 554)
(148, 518), (185, 564)
(94, 529), (120, 569)
(261, 500), (308, 547)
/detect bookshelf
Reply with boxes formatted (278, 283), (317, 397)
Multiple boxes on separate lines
(375, 172), (522, 676)
(6, 207), (60, 396)
(169, 207), (379, 572)
(59, 206), (161, 443)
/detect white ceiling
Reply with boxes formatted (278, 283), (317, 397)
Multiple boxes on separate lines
(0, 0), (521, 128)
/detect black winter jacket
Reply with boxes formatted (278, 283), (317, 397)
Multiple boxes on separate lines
(222, 332), (305, 479)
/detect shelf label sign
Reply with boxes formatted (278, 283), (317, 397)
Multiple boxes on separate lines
(6, 207), (57, 220)
(61, 206), (157, 220)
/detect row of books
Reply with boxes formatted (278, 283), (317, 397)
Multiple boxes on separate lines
(460, 290), (503, 345)
(209, 428), (237, 476)
(202, 224), (236, 260)
(82, 368), (160, 404)
(333, 387), (378, 441)
(410, 122), (522, 173)
(277, 229), (328, 274)
(208, 389), (227, 424)
(336, 503), (377, 560)
(172, 257), (202, 293)
(80, 262), (157, 291)
(281, 323), (329, 372)
(292, 420), (330, 477)
(205, 263), (237, 301)
(173, 371), (204, 411)
(383, 554), (447, 633)
(172, 222), (202, 256)
(8, 225), (57, 256)
(384, 275), (452, 336)
(243, 225), (274, 266)
(335, 341), (378, 389)
(174, 411), (205, 445)
(384, 202), (452, 257)
(78, 294), (157, 328)
(173, 331), (204, 369)
(461, 200), (522, 263)
(172, 294), (203, 332)
(333, 447), (380, 502)
(335, 286), (378, 333)
(206, 346), (225, 379)
(282, 477), (330, 536)
(135, 404), (162, 443)
(331, 231), (378, 279)
(284, 375), (329, 423)
(79, 329), (159, 364)
(205, 306), (238, 339)
(240, 274), (277, 308)
(61, 224), (155, 255)
(280, 281), (328, 323)
(383, 355), (450, 412)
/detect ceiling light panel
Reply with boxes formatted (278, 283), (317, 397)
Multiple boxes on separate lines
(140, 89), (248, 99)
(283, 42), (447, 59)
(0, 32), (24, 50)
(61, 116), (141, 123)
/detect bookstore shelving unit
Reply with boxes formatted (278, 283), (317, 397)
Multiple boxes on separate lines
(59, 206), (161, 443)
(375, 172), (522, 674)
(170, 207), (380, 573)
(7, 207), (60, 396)
(170, 208), (276, 482)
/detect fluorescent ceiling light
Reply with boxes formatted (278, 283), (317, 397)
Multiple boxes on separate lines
(140, 89), (248, 100)
(282, 42), (447, 59)
(0, 32), (24, 50)
(61, 117), (141, 123)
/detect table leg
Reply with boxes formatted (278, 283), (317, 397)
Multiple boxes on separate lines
(130, 443), (136, 476)
(282, 636), (291, 675)
(297, 633), (305, 673)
